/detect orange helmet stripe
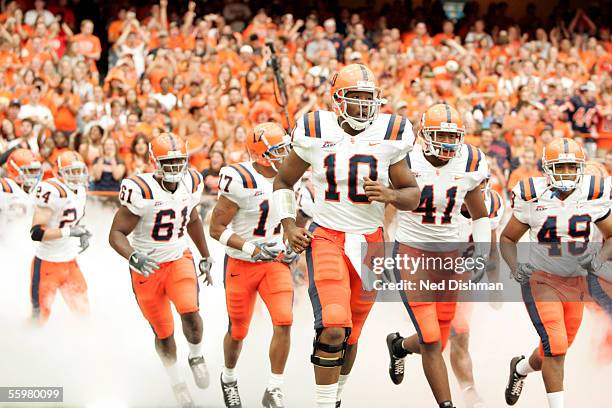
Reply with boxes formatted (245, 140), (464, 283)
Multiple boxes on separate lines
(587, 175), (603, 200)
(358, 64), (369, 81)
(46, 180), (67, 198)
(231, 164), (257, 189)
(443, 103), (452, 122)
(0, 177), (13, 193)
(129, 176), (153, 200)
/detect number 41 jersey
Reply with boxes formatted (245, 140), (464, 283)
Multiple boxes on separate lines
(396, 143), (489, 248)
(120, 170), (203, 263)
(291, 110), (415, 234)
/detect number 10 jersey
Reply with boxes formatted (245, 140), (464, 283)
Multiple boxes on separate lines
(119, 170), (203, 263)
(291, 110), (415, 234)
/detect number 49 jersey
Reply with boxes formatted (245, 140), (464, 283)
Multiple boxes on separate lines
(218, 161), (284, 261)
(33, 178), (87, 262)
(291, 110), (415, 234)
(396, 143), (489, 248)
(512, 175), (611, 277)
(120, 170), (203, 263)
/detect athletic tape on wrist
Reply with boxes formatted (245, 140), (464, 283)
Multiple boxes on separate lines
(219, 229), (234, 246)
(242, 241), (256, 257)
(273, 188), (297, 220)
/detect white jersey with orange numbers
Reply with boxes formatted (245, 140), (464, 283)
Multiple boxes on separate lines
(32, 178), (87, 262)
(218, 161), (286, 261)
(511, 175), (611, 277)
(457, 189), (505, 242)
(0, 177), (33, 222)
(119, 169), (203, 264)
(291, 110), (415, 234)
(396, 143), (489, 248)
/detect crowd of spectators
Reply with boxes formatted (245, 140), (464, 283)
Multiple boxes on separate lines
(0, 0), (611, 202)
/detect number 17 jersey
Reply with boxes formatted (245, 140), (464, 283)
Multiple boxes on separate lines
(291, 110), (415, 234)
(119, 170), (203, 263)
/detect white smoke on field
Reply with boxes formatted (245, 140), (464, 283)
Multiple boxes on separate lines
(0, 200), (610, 407)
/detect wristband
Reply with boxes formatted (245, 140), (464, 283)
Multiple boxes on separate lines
(219, 229), (234, 246)
(273, 188), (297, 221)
(242, 241), (256, 257)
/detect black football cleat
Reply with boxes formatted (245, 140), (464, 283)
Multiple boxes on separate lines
(386, 332), (410, 385)
(505, 356), (527, 405)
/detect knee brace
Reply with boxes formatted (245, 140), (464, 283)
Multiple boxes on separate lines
(310, 327), (351, 368)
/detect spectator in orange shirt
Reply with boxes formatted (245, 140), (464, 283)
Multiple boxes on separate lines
(52, 76), (80, 134)
(606, 151), (612, 176)
(71, 20), (101, 62)
(507, 149), (542, 192)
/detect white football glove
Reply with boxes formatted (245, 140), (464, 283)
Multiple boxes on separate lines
(252, 242), (282, 262)
(513, 263), (535, 285)
(198, 257), (214, 285)
(577, 248), (604, 273)
(129, 251), (160, 278)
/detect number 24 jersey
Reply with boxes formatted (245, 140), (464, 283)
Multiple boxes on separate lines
(119, 170), (203, 263)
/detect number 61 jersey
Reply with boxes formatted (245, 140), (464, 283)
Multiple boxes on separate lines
(119, 170), (203, 263)
(291, 111), (415, 234)
(511, 175), (611, 277)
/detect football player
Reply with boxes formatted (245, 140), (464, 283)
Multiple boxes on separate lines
(386, 103), (490, 408)
(449, 174), (504, 408)
(29, 151), (91, 324)
(273, 64), (420, 408)
(209, 122), (296, 408)
(500, 138), (611, 408)
(108, 133), (213, 408)
(1, 148), (41, 224)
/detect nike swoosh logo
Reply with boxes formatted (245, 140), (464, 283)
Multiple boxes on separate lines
(369, 142), (380, 146)
(453, 176), (463, 180)
(230, 273), (239, 277)
(132, 256), (139, 263)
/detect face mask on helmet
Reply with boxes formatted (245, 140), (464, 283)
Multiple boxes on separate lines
(422, 127), (464, 160)
(263, 138), (291, 171)
(543, 160), (584, 192)
(156, 156), (188, 183)
(333, 87), (384, 131)
(12, 161), (42, 191)
(59, 163), (88, 190)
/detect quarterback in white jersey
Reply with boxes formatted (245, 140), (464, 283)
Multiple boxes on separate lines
(109, 133), (212, 408)
(29, 151), (91, 324)
(273, 64), (420, 408)
(501, 138), (612, 408)
(210, 122), (296, 408)
(387, 104), (491, 408)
